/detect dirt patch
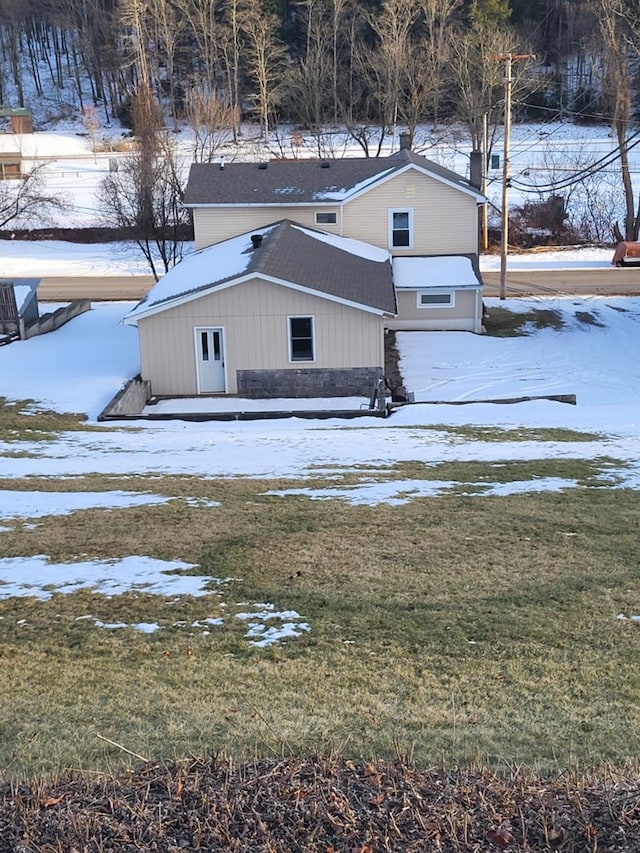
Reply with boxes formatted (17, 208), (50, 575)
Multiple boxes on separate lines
(484, 307), (564, 337)
(2, 755), (639, 851)
(384, 329), (407, 399)
(575, 310), (605, 327)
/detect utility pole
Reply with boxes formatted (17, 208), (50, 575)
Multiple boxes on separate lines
(490, 53), (535, 299)
(482, 113), (488, 252)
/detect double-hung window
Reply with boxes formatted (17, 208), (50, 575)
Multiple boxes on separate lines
(289, 316), (314, 361)
(389, 209), (413, 248)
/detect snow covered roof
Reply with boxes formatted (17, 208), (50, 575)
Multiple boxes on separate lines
(392, 256), (482, 290)
(124, 220), (395, 323)
(183, 149), (485, 207)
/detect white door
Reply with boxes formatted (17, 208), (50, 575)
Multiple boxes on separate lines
(195, 327), (226, 393)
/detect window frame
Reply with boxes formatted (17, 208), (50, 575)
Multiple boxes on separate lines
(315, 211), (337, 225)
(389, 208), (414, 249)
(416, 290), (455, 309)
(288, 315), (315, 362)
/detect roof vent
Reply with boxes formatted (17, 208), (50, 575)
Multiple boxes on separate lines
(251, 234), (264, 249)
(219, 157), (225, 170)
(258, 162), (268, 170)
(320, 161), (330, 168)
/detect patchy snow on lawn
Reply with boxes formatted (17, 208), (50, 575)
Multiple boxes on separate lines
(0, 489), (172, 521)
(0, 555), (212, 600)
(265, 474), (583, 505)
(236, 605), (311, 648)
(1, 295), (640, 488)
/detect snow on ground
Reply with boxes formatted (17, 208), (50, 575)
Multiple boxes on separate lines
(1, 301), (139, 418)
(0, 238), (618, 279)
(0, 554), (306, 646)
(0, 240), (165, 277)
(2, 294), (640, 486)
(0, 555), (207, 600)
(0, 489), (172, 520)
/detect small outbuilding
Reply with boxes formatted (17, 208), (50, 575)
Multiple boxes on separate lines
(0, 151), (22, 179)
(124, 220), (396, 399)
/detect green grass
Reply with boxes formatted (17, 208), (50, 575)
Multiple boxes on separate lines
(2, 461), (640, 779)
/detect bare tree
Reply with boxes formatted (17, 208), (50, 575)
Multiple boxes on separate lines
(239, 0), (287, 139)
(174, 0), (224, 95)
(288, 0), (332, 132)
(185, 89), (237, 162)
(99, 86), (190, 280)
(0, 163), (68, 229)
(448, 22), (521, 150)
(597, 0), (640, 241)
(418, 0), (461, 126)
(367, 0), (420, 137)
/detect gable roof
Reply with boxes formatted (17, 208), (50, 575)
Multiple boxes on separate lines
(124, 220), (396, 324)
(183, 148), (485, 207)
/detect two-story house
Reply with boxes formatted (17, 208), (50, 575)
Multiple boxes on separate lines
(124, 139), (485, 399)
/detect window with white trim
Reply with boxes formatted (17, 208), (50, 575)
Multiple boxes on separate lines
(389, 209), (413, 248)
(315, 211), (337, 224)
(289, 316), (314, 361)
(417, 291), (455, 308)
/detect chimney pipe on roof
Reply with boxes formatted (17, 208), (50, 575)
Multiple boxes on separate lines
(219, 157), (225, 170)
(251, 234), (263, 249)
(399, 132), (411, 150)
(469, 150), (483, 190)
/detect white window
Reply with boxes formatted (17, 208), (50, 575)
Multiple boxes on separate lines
(315, 211), (337, 224)
(417, 291), (455, 308)
(389, 209), (413, 248)
(289, 316), (315, 361)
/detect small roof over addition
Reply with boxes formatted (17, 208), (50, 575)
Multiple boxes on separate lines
(124, 220), (395, 324)
(392, 256), (483, 291)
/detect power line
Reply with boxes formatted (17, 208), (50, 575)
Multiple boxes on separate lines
(510, 131), (640, 193)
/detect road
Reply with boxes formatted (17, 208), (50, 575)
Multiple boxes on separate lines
(481, 267), (640, 297)
(35, 275), (156, 302)
(23, 267), (640, 302)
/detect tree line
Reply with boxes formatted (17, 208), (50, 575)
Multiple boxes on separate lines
(0, 0), (638, 147)
(2, 0), (640, 259)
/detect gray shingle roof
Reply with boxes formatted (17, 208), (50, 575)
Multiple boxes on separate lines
(183, 149), (482, 206)
(125, 220), (396, 322)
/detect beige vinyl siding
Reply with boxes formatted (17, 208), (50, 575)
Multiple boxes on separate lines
(138, 277), (384, 396)
(191, 170), (477, 253)
(389, 288), (482, 332)
(343, 172), (478, 255)
(193, 207), (340, 248)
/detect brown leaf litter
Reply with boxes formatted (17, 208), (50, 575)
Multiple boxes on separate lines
(2, 755), (640, 851)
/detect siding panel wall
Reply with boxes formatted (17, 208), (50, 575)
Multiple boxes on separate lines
(193, 207), (340, 248)
(389, 289), (481, 332)
(191, 169), (478, 255)
(138, 278), (384, 396)
(343, 172), (478, 255)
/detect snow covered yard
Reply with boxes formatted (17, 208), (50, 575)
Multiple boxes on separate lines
(2, 293), (640, 477)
